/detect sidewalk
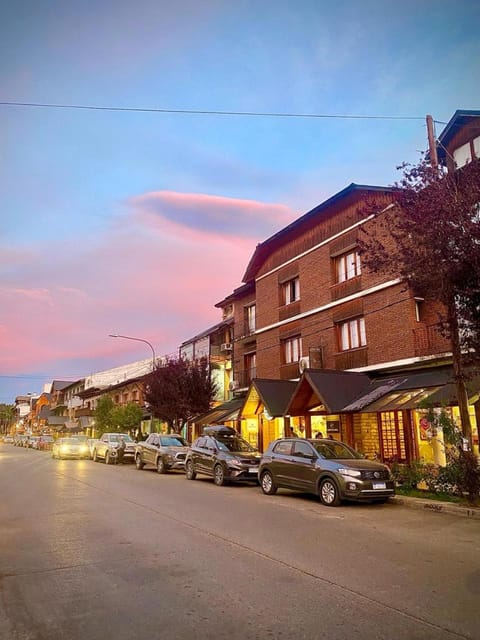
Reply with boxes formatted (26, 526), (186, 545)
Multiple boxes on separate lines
(391, 494), (480, 519)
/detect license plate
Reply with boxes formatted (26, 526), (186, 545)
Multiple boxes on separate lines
(249, 467), (258, 473)
(373, 482), (386, 490)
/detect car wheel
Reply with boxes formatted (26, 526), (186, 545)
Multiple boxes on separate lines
(105, 451), (111, 465)
(319, 478), (341, 507)
(156, 457), (167, 474)
(185, 460), (196, 480)
(213, 464), (228, 486)
(260, 470), (277, 495)
(93, 449), (98, 462)
(135, 455), (144, 470)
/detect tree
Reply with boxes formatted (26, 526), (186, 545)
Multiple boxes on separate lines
(359, 157), (480, 448)
(145, 356), (217, 432)
(110, 402), (144, 433)
(0, 404), (15, 434)
(93, 396), (115, 435)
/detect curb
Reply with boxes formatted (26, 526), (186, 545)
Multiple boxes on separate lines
(390, 495), (480, 519)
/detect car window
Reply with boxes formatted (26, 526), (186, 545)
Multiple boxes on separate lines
(195, 437), (207, 448)
(272, 441), (293, 455)
(215, 436), (255, 452)
(312, 441), (362, 459)
(159, 436), (187, 447)
(293, 441), (315, 457)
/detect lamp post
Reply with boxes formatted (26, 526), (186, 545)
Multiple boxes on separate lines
(108, 334), (156, 371)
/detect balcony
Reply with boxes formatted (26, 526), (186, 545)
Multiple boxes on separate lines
(232, 368), (257, 390)
(330, 276), (362, 301)
(413, 323), (450, 357)
(334, 347), (368, 370)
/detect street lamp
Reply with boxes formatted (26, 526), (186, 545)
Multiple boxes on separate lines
(108, 334), (156, 371)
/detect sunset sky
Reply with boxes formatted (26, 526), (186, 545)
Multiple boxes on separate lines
(1, 0), (479, 402)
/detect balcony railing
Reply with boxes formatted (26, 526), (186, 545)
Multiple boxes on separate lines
(233, 368), (257, 389)
(413, 323), (450, 356)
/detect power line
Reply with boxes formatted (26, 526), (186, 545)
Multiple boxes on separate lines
(0, 101), (426, 121)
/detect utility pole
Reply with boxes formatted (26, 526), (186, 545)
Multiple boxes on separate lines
(426, 114), (438, 171)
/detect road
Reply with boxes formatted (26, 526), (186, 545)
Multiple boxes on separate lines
(0, 444), (479, 640)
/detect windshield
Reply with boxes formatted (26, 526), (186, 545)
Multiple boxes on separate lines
(312, 441), (363, 460)
(160, 436), (187, 447)
(61, 438), (80, 445)
(109, 434), (134, 443)
(216, 436), (256, 452)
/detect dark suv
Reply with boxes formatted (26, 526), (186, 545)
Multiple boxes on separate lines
(185, 426), (261, 486)
(259, 438), (395, 506)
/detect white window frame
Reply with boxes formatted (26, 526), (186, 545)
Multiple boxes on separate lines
(283, 277), (300, 305)
(339, 317), (366, 351)
(283, 336), (302, 363)
(453, 142), (472, 168)
(246, 304), (256, 333)
(336, 250), (361, 283)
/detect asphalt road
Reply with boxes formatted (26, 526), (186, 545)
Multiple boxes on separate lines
(1, 444), (479, 640)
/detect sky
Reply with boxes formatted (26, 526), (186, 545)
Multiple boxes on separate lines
(1, 0), (479, 403)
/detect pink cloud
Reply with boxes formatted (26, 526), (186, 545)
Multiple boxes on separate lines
(129, 190), (295, 240)
(1, 189), (295, 382)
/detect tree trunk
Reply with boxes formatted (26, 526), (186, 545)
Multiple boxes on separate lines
(448, 298), (473, 449)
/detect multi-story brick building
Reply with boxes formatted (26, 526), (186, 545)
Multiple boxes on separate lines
(212, 110), (480, 463)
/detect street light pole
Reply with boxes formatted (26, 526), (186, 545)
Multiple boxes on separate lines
(108, 334), (156, 371)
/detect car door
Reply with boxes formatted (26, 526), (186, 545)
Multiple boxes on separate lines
(145, 434), (158, 465)
(269, 440), (294, 487)
(290, 441), (318, 491)
(202, 436), (218, 477)
(191, 437), (208, 473)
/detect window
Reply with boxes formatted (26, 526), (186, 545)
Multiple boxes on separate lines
(474, 136), (480, 159)
(282, 277), (300, 305)
(282, 335), (302, 363)
(293, 441), (314, 457)
(336, 250), (361, 283)
(453, 142), (472, 168)
(338, 317), (366, 351)
(245, 304), (256, 333)
(244, 352), (256, 384)
(273, 441), (293, 455)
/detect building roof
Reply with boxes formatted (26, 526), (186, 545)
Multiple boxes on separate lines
(286, 369), (372, 415)
(239, 379), (298, 418)
(436, 109), (480, 163)
(180, 318), (234, 347)
(191, 395), (247, 426)
(242, 183), (394, 282)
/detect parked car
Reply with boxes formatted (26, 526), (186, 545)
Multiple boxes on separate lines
(185, 425), (261, 486)
(86, 438), (99, 459)
(38, 435), (54, 451)
(52, 437), (90, 460)
(4, 435), (14, 444)
(258, 438), (395, 507)
(135, 433), (189, 473)
(28, 436), (41, 449)
(92, 433), (135, 464)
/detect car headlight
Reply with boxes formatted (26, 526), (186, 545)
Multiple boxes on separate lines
(338, 468), (362, 478)
(60, 446), (68, 453)
(80, 446), (88, 453)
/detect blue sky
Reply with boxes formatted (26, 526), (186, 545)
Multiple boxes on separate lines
(1, 0), (479, 402)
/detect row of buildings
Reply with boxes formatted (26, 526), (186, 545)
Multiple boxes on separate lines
(16, 109), (480, 467)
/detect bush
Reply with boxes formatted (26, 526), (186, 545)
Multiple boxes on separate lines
(391, 461), (424, 490)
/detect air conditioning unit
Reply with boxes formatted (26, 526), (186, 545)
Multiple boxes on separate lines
(228, 380), (239, 391)
(298, 356), (310, 374)
(221, 342), (233, 352)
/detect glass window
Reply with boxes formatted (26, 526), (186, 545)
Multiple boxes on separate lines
(336, 250), (361, 283)
(282, 336), (302, 363)
(293, 441), (315, 457)
(474, 136), (480, 159)
(245, 304), (256, 333)
(273, 441), (293, 455)
(453, 142), (472, 168)
(282, 277), (300, 305)
(339, 317), (366, 351)
(159, 436), (187, 447)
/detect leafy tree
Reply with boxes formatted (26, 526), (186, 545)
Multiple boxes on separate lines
(145, 356), (217, 432)
(93, 396), (115, 435)
(110, 402), (144, 433)
(0, 404), (15, 434)
(359, 157), (480, 447)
